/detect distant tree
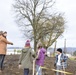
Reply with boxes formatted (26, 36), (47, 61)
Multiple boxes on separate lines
(13, 0), (66, 51)
(17, 50), (21, 53)
(73, 51), (76, 56)
(14, 49), (16, 54)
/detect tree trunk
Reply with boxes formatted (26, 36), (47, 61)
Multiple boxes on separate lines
(34, 38), (37, 52)
(53, 41), (57, 57)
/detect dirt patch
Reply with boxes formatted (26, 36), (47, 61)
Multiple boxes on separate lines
(0, 55), (76, 75)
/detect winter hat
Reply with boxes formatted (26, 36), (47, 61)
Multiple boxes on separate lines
(57, 48), (62, 53)
(25, 40), (30, 47)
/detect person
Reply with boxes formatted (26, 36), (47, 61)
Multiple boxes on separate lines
(35, 42), (46, 75)
(0, 31), (13, 72)
(18, 40), (35, 75)
(54, 48), (68, 75)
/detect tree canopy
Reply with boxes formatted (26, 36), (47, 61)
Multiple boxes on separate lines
(13, 0), (66, 50)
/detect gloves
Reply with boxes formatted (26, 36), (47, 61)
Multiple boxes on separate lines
(11, 43), (13, 45)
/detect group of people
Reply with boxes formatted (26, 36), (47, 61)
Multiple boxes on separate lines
(18, 40), (46, 75)
(0, 31), (13, 72)
(18, 40), (68, 75)
(0, 31), (68, 75)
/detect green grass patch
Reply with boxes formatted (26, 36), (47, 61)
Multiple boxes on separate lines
(69, 57), (76, 61)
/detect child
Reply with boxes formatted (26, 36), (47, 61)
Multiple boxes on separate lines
(35, 42), (46, 75)
(54, 48), (68, 75)
(19, 40), (35, 75)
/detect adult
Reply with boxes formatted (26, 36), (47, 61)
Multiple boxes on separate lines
(0, 31), (13, 72)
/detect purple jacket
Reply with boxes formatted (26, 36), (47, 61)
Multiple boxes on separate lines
(36, 47), (46, 66)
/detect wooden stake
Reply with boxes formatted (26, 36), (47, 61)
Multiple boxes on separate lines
(33, 60), (35, 75)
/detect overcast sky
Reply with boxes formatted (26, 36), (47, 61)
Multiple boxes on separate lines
(0, 0), (76, 48)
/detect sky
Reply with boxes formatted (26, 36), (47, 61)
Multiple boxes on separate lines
(0, 0), (76, 48)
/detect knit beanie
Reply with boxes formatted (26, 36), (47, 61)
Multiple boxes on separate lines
(57, 48), (62, 53)
(25, 40), (30, 47)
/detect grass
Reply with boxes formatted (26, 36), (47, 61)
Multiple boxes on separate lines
(69, 57), (76, 61)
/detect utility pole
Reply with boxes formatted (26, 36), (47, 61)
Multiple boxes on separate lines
(64, 39), (66, 54)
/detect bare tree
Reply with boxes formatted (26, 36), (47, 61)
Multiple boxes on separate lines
(13, 0), (65, 51)
(31, 13), (65, 49)
(39, 14), (65, 49)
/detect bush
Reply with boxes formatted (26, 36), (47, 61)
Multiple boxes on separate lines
(73, 51), (76, 56)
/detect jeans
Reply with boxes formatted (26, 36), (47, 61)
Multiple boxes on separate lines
(36, 65), (42, 75)
(0, 55), (5, 70)
(24, 68), (29, 75)
(56, 65), (64, 75)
